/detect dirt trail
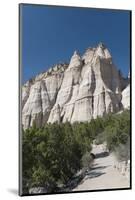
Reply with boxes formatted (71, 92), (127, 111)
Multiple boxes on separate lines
(73, 145), (130, 191)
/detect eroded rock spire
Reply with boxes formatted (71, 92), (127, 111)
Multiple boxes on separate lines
(22, 44), (129, 129)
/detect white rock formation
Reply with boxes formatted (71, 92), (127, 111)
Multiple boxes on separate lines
(121, 84), (130, 109)
(22, 43), (130, 129)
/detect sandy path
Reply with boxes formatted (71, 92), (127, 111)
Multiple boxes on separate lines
(73, 145), (130, 191)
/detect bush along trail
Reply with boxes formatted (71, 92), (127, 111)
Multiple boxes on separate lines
(22, 110), (130, 194)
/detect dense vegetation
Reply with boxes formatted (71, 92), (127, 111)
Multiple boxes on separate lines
(22, 110), (130, 194)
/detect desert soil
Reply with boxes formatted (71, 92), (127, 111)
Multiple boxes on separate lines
(73, 144), (130, 191)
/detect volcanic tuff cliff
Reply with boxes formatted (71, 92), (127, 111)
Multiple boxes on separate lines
(22, 43), (130, 129)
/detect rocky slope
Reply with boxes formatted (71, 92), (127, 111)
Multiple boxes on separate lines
(22, 43), (130, 129)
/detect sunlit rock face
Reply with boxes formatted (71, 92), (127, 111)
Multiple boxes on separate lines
(121, 84), (130, 109)
(22, 43), (130, 129)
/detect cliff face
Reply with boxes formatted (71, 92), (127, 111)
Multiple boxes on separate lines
(22, 43), (130, 129)
(121, 84), (130, 109)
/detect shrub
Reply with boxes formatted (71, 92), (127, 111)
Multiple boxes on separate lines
(81, 152), (94, 171)
(114, 138), (130, 162)
(95, 132), (105, 145)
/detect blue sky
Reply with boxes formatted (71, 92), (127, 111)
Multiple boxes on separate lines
(20, 4), (131, 83)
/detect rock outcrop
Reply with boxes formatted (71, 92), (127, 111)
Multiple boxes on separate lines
(121, 84), (130, 109)
(22, 43), (130, 129)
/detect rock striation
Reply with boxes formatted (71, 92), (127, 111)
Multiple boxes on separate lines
(22, 43), (130, 129)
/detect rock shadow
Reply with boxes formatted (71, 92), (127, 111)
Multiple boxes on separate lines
(84, 171), (106, 181)
(90, 165), (110, 171)
(95, 151), (109, 159)
(57, 174), (85, 192)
